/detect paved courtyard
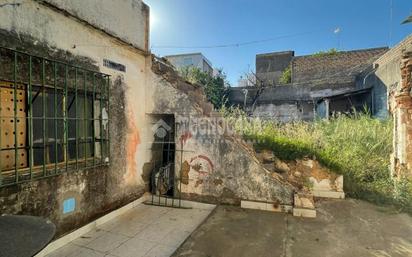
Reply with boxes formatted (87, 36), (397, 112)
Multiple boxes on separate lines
(45, 203), (214, 257)
(173, 199), (412, 257)
(43, 198), (412, 257)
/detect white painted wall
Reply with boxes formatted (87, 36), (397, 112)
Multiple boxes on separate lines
(165, 53), (213, 75)
(42, 0), (149, 51)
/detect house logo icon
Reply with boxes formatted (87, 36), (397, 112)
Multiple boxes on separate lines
(152, 119), (171, 138)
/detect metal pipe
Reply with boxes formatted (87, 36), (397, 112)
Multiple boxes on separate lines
(28, 56), (33, 179)
(99, 76), (103, 165)
(84, 72), (87, 167)
(54, 63), (57, 174)
(75, 69), (78, 169)
(64, 65), (68, 172)
(42, 59), (46, 176)
(92, 73), (96, 167)
(13, 52), (18, 182)
(106, 75), (110, 164)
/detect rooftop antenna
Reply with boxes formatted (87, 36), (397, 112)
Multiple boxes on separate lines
(334, 27), (341, 50)
(389, 0), (393, 46)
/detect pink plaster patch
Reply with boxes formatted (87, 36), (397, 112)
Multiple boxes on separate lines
(124, 110), (140, 184)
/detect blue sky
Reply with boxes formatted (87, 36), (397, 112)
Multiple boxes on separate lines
(145, 0), (412, 85)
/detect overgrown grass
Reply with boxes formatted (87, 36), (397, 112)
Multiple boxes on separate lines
(221, 107), (412, 212)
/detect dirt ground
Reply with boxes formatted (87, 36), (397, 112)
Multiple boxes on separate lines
(172, 199), (412, 257)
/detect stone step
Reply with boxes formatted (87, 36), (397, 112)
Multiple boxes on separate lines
(293, 193), (316, 218)
(294, 193), (315, 209)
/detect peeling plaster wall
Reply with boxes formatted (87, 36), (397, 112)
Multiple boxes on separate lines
(147, 59), (295, 206)
(175, 126), (294, 205)
(41, 0), (150, 52)
(372, 35), (412, 178)
(0, 0), (151, 236)
(251, 102), (314, 122)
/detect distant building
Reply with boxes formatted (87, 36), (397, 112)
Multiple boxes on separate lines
(256, 51), (294, 86)
(164, 53), (213, 75)
(229, 47), (389, 122)
(237, 73), (256, 87)
(256, 47), (388, 86)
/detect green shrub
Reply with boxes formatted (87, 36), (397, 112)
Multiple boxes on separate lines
(179, 66), (228, 109)
(313, 48), (340, 57)
(222, 107), (412, 212)
(279, 66), (291, 84)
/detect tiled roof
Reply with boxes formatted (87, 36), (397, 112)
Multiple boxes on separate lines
(292, 47), (388, 84)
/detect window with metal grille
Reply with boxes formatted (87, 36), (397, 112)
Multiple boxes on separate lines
(0, 47), (110, 187)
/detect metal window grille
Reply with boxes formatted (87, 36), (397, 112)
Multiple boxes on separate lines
(0, 47), (110, 187)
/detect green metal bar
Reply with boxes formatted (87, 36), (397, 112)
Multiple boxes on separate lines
(0, 48), (112, 187)
(75, 69), (78, 170)
(99, 76), (103, 165)
(0, 52), (2, 184)
(28, 56), (33, 179)
(0, 46), (109, 77)
(83, 72), (87, 168)
(0, 78), (66, 91)
(64, 65), (68, 172)
(106, 75), (110, 164)
(13, 52), (18, 183)
(54, 63), (57, 174)
(92, 74), (96, 167)
(42, 59), (46, 176)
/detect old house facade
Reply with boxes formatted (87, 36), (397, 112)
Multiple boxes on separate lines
(0, 0), (306, 240)
(229, 47), (388, 121)
(0, 0), (152, 237)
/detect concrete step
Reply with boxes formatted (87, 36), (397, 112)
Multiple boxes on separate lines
(313, 190), (345, 199)
(293, 208), (317, 218)
(240, 200), (292, 213)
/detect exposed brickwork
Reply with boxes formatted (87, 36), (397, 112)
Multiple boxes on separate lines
(392, 52), (412, 178)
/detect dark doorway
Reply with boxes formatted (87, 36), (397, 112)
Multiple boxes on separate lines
(149, 114), (175, 197)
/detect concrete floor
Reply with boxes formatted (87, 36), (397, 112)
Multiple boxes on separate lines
(45, 203), (214, 257)
(173, 199), (412, 257)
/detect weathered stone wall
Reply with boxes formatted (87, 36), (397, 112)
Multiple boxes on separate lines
(0, 0), (150, 237)
(175, 122), (294, 206)
(147, 58), (295, 206)
(255, 150), (344, 198)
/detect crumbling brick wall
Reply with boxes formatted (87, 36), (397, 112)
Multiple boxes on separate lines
(391, 52), (412, 178)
